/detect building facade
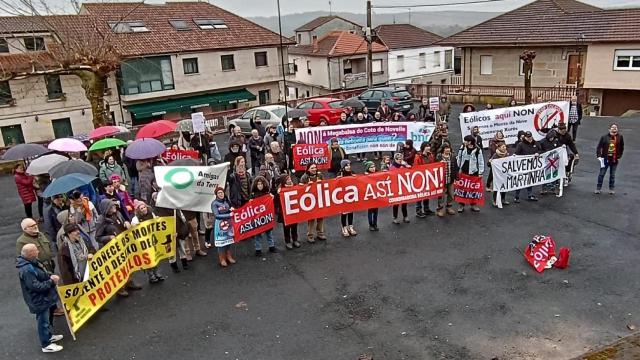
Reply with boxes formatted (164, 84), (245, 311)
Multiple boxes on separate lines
(294, 16), (362, 46)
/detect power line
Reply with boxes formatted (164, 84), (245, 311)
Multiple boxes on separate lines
(372, 0), (508, 9)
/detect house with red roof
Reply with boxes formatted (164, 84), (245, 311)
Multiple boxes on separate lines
(438, 0), (640, 116)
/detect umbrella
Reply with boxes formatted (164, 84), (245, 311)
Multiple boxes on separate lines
(176, 119), (194, 133)
(26, 153), (69, 175)
(89, 138), (127, 152)
(1, 143), (48, 160)
(169, 158), (201, 166)
(90, 126), (119, 140)
(341, 98), (365, 109)
(72, 134), (90, 142)
(43, 173), (96, 198)
(135, 120), (177, 139)
(114, 126), (130, 134)
(125, 138), (166, 159)
(286, 109), (308, 119)
(49, 159), (98, 178)
(48, 138), (88, 152)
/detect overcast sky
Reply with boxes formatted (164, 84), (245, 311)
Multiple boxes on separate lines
(1, 0), (637, 17)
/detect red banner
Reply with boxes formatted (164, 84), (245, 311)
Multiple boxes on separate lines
(279, 163), (445, 225)
(162, 149), (200, 163)
(453, 173), (485, 206)
(524, 236), (557, 273)
(232, 194), (276, 241)
(292, 144), (330, 171)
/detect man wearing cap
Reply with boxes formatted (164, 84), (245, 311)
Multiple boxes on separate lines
(514, 131), (541, 202)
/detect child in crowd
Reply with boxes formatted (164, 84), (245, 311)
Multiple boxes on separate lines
(276, 174), (300, 250)
(251, 176), (277, 256)
(337, 160), (357, 237)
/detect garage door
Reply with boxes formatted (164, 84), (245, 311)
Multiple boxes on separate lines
(601, 89), (640, 116)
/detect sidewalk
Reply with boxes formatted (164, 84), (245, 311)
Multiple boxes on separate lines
(574, 333), (640, 360)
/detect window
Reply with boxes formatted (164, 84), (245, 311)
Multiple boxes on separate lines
(108, 21), (149, 33)
(45, 75), (64, 100)
(359, 90), (374, 98)
(614, 50), (640, 70)
(1, 124), (24, 146)
(52, 118), (73, 139)
(221, 55), (235, 71)
(183, 58), (199, 74)
(296, 101), (314, 110)
(372, 59), (383, 74)
(258, 90), (270, 105)
(254, 52), (268, 67)
(480, 55), (493, 75)
(433, 51), (441, 67)
(328, 100), (343, 109)
(445, 50), (453, 70)
(312, 35), (317, 41)
(24, 37), (45, 51)
(312, 102), (323, 109)
(169, 20), (190, 30)
(121, 56), (174, 95)
(0, 81), (12, 105)
(343, 59), (352, 75)
(0, 39), (8, 53)
(194, 19), (227, 29)
(307, 60), (311, 75)
(396, 55), (405, 72)
(255, 109), (270, 119)
(419, 53), (426, 69)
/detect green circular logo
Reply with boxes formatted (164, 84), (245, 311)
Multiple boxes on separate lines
(164, 168), (194, 189)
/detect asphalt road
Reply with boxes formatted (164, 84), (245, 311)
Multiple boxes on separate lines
(1, 107), (639, 360)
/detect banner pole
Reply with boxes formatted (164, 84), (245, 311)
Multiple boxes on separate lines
(56, 286), (77, 341)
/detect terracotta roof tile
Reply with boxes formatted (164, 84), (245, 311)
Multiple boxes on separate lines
(288, 30), (386, 57)
(375, 24), (442, 49)
(0, 16), (50, 34)
(0, 52), (56, 75)
(294, 16), (361, 32)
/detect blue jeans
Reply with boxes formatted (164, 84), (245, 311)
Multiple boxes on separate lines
(36, 305), (55, 348)
(515, 187), (533, 199)
(367, 209), (378, 226)
(597, 163), (617, 190)
(254, 230), (274, 251)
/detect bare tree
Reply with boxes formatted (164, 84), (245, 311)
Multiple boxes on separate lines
(520, 50), (536, 105)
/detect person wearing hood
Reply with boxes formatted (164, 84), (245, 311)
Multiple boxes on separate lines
(224, 141), (244, 172)
(16, 243), (64, 353)
(414, 142), (435, 218)
(457, 135), (484, 212)
(328, 137), (346, 176)
(436, 143), (458, 217)
(250, 113), (266, 137)
(211, 187), (237, 267)
(131, 200), (166, 283)
(43, 194), (67, 247)
(14, 163), (37, 219)
(514, 131), (541, 202)
(489, 143), (511, 207)
(251, 176), (277, 256)
(300, 163), (327, 242)
(390, 153), (411, 224)
(337, 160), (357, 237)
(248, 129), (265, 175)
(595, 123), (624, 195)
(268, 141), (287, 173)
(99, 153), (128, 186)
(58, 223), (93, 285)
(275, 174), (300, 249)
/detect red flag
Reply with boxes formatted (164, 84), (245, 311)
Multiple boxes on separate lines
(232, 194), (276, 242)
(162, 149), (200, 163)
(292, 144), (330, 171)
(524, 236), (557, 273)
(453, 173), (485, 206)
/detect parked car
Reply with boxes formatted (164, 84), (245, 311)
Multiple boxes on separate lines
(228, 105), (287, 134)
(295, 98), (344, 126)
(351, 87), (414, 114)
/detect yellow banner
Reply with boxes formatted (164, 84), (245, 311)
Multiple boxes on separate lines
(57, 216), (176, 333)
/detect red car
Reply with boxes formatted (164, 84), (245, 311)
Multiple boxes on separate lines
(295, 97), (344, 126)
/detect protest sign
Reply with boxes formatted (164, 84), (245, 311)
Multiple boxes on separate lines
(280, 163), (444, 224)
(57, 217), (176, 334)
(232, 194), (276, 241)
(214, 218), (234, 247)
(429, 97), (440, 112)
(524, 235), (557, 273)
(292, 143), (330, 171)
(191, 112), (206, 133)
(453, 173), (485, 206)
(295, 122), (435, 154)
(155, 163), (229, 212)
(459, 101), (570, 147)
(162, 148), (200, 163)
(491, 147), (568, 207)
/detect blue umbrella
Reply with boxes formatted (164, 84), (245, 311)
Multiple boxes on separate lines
(124, 138), (166, 160)
(43, 173), (96, 197)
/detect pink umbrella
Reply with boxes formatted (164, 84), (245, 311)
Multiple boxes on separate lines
(90, 126), (119, 140)
(48, 138), (88, 152)
(135, 120), (177, 139)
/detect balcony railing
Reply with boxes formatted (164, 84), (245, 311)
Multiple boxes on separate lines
(405, 82), (577, 103)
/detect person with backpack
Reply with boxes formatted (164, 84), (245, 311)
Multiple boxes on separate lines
(457, 135), (484, 213)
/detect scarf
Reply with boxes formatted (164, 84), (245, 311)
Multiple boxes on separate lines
(495, 147), (508, 158)
(65, 237), (88, 281)
(569, 104), (579, 124)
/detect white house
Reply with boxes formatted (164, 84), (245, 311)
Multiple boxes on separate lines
(294, 16), (363, 46)
(375, 24), (455, 85)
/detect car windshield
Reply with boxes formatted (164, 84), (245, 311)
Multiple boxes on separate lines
(393, 90), (411, 98)
(328, 101), (343, 109)
(272, 108), (287, 118)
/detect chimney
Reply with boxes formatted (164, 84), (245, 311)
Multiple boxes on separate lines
(312, 37), (318, 53)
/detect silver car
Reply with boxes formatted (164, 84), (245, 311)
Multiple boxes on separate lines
(228, 105), (287, 134)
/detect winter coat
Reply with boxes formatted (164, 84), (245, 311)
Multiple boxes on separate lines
(596, 133), (624, 164)
(223, 141), (245, 171)
(515, 139), (541, 156)
(540, 133), (561, 152)
(14, 172), (36, 204)
(474, 134), (484, 150)
(403, 146), (417, 165)
(417, 105), (434, 122)
(249, 118), (266, 137)
(456, 146), (485, 175)
(228, 172), (253, 208)
(329, 146), (346, 173)
(377, 105), (392, 121)
(16, 232), (54, 273)
(137, 168), (156, 205)
(95, 199), (127, 247)
(270, 151), (287, 173)
(436, 153), (459, 185)
(17, 256), (58, 314)
(557, 132), (578, 155)
(99, 160), (128, 185)
(264, 132), (278, 149)
(68, 199), (99, 249)
(438, 101), (451, 116)
(43, 202), (66, 242)
(283, 131), (296, 155)
(414, 153), (434, 166)
(300, 171), (323, 184)
(58, 235), (93, 285)
(489, 138), (506, 157)
(212, 198), (232, 220)
(247, 136), (265, 162)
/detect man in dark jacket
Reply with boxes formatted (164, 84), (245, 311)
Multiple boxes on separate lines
(223, 141), (243, 172)
(43, 195), (67, 247)
(556, 123), (580, 185)
(514, 131), (541, 202)
(17, 243), (64, 353)
(595, 123), (624, 194)
(249, 114), (266, 137)
(329, 138), (346, 176)
(247, 129), (265, 175)
(228, 162), (253, 208)
(472, 126), (484, 151)
(567, 95), (583, 140)
(540, 130), (562, 194)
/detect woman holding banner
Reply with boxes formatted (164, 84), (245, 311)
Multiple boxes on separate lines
(390, 153), (411, 224)
(489, 143), (511, 207)
(276, 175), (300, 250)
(300, 163), (327, 243)
(211, 187), (236, 267)
(414, 142), (436, 218)
(456, 136), (484, 213)
(251, 177), (277, 256)
(337, 160), (358, 237)
(363, 161), (380, 231)
(131, 201), (166, 283)
(436, 144), (458, 217)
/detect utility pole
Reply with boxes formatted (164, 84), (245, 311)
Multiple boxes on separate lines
(366, 0), (373, 88)
(277, 0), (289, 115)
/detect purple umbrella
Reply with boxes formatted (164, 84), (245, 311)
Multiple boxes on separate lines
(124, 138), (166, 160)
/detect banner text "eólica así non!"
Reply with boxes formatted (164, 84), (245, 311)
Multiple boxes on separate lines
(279, 163), (445, 224)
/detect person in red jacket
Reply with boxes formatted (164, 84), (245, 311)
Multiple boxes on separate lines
(14, 163), (37, 219)
(413, 141), (435, 218)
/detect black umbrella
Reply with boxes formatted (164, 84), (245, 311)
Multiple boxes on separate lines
(169, 158), (201, 166)
(286, 108), (308, 119)
(1, 143), (48, 160)
(49, 159), (98, 178)
(341, 98), (365, 109)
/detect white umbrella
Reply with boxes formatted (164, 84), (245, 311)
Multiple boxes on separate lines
(26, 153), (69, 175)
